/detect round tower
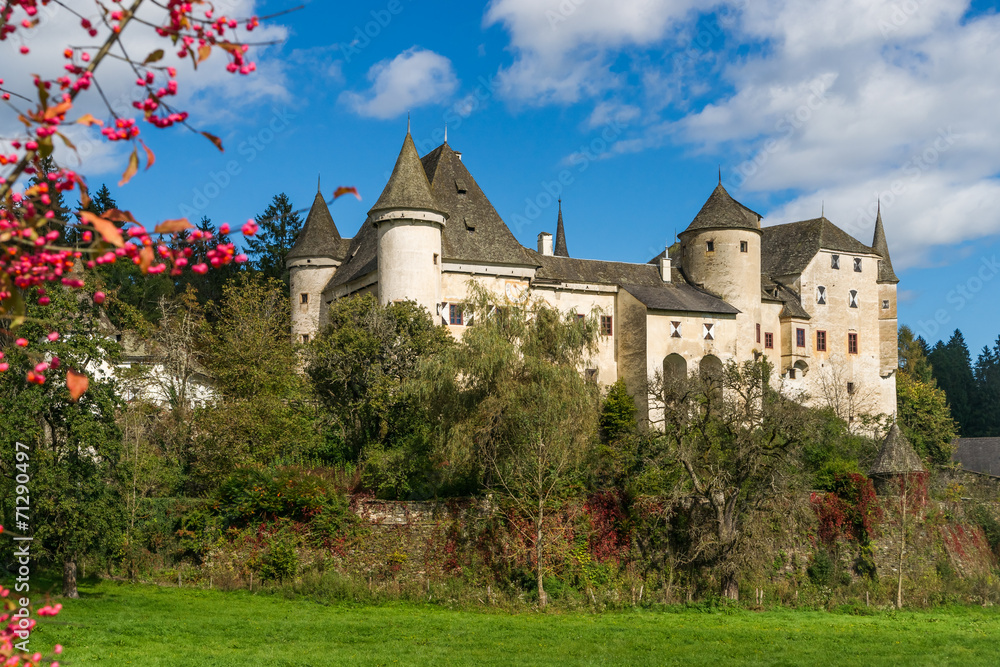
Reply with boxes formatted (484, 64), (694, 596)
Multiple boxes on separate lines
(370, 131), (448, 316)
(679, 183), (763, 356)
(286, 185), (345, 344)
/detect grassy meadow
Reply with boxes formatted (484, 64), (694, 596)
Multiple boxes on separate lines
(20, 579), (1000, 666)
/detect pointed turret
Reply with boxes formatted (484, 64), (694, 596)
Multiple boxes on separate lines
(683, 183), (762, 234)
(369, 132), (443, 218)
(871, 204), (899, 284)
(554, 199), (569, 257)
(286, 187), (342, 262)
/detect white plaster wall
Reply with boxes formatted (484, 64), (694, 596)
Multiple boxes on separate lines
(289, 257), (339, 342)
(377, 217), (443, 316)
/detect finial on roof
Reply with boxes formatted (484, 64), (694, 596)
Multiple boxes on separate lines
(407, 113), (411, 135)
(317, 173), (321, 194)
(718, 165), (722, 185)
(877, 198), (881, 218)
(821, 200), (825, 218)
(444, 123), (448, 143)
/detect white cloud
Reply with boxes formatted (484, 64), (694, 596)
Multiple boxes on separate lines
(340, 48), (458, 119)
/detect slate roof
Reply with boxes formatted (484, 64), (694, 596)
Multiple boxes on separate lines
(421, 142), (536, 266)
(621, 283), (740, 315)
(530, 251), (665, 287)
(368, 132), (443, 217)
(286, 190), (350, 262)
(329, 216), (377, 288)
(871, 208), (899, 284)
(761, 278), (811, 319)
(952, 437), (1000, 477)
(681, 183), (762, 234)
(554, 201), (569, 257)
(761, 217), (876, 278)
(869, 424), (926, 475)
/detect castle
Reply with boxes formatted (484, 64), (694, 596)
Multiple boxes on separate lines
(286, 131), (899, 423)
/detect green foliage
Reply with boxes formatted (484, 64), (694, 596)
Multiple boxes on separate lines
(896, 371), (957, 464)
(898, 325), (934, 384)
(260, 537), (298, 581)
(801, 407), (876, 488)
(971, 336), (1000, 437)
(813, 459), (862, 492)
(246, 192), (303, 284)
(928, 330), (976, 435)
(599, 379), (637, 442)
(969, 504), (1000, 554)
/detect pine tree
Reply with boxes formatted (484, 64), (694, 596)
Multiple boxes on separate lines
(898, 325), (933, 383)
(972, 337), (1000, 436)
(246, 193), (303, 284)
(928, 330), (976, 435)
(29, 155), (70, 241)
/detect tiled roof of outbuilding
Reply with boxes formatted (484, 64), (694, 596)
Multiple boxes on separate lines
(530, 251), (665, 287)
(952, 438), (1000, 477)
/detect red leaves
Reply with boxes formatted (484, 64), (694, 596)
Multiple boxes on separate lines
(333, 186), (361, 201)
(139, 139), (155, 170)
(79, 211), (124, 247)
(153, 218), (192, 234)
(138, 245), (154, 273)
(67, 369), (89, 402)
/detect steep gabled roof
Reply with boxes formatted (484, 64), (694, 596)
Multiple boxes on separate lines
(869, 424), (925, 475)
(554, 200), (569, 257)
(872, 206), (899, 284)
(286, 190), (349, 262)
(420, 142), (535, 266)
(761, 217), (875, 277)
(682, 183), (762, 234)
(369, 132), (443, 217)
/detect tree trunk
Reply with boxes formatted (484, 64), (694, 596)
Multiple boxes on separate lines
(721, 573), (739, 600)
(536, 500), (547, 608)
(63, 559), (79, 599)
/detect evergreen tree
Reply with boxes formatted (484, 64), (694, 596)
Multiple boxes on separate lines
(71, 183), (118, 246)
(972, 337), (1000, 436)
(29, 155), (70, 241)
(172, 216), (239, 310)
(246, 193), (303, 284)
(928, 330), (976, 435)
(898, 325), (933, 384)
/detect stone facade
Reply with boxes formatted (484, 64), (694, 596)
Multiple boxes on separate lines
(287, 132), (900, 423)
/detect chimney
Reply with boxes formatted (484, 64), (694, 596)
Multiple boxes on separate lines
(537, 232), (553, 256)
(660, 251), (672, 282)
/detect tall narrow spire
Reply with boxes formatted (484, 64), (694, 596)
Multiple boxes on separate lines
(554, 198), (569, 257)
(872, 202), (898, 283)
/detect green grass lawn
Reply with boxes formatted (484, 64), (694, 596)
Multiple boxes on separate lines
(23, 580), (1000, 666)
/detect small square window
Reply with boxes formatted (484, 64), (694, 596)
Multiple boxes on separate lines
(433, 253), (439, 265)
(300, 293), (309, 305)
(576, 313), (586, 321)
(302, 334), (310, 344)
(449, 304), (464, 326)
(600, 315), (613, 336)
(670, 321), (682, 338)
(796, 328), (806, 348)
(848, 332), (859, 354)
(816, 330), (827, 352)
(849, 290), (859, 308)
(706, 240), (715, 252)
(847, 382), (856, 395)
(740, 241), (748, 253)
(831, 255), (840, 270)
(817, 286), (827, 305)
(764, 332), (774, 349)
(882, 299), (890, 310)
(703, 323), (714, 341)
(854, 257), (862, 272)
(756, 323), (761, 344)
(788, 368), (797, 380)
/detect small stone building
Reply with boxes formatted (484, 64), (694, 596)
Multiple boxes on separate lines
(869, 424), (926, 495)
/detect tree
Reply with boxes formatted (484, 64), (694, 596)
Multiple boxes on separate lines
(972, 337), (1000, 437)
(172, 217), (242, 310)
(898, 325), (933, 384)
(896, 371), (957, 464)
(419, 288), (600, 606)
(649, 358), (813, 600)
(928, 330), (976, 435)
(599, 379), (637, 443)
(247, 193), (304, 283)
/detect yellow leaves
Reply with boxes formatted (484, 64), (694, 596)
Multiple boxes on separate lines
(76, 113), (103, 127)
(67, 369), (89, 402)
(104, 209), (138, 224)
(78, 211), (123, 247)
(43, 100), (73, 120)
(119, 147), (139, 186)
(139, 140), (155, 170)
(153, 218), (191, 234)
(333, 186), (361, 201)
(198, 44), (212, 63)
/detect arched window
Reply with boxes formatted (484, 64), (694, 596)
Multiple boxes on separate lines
(700, 354), (724, 383)
(664, 353), (687, 382)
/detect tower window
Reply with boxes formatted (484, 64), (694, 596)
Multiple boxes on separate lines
(703, 323), (714, 341)
(796, 328), (806, 348)
(854, 257), (863, 272)
(831, 254), (840, 270)
(849, 290), (859, 308)
(882, 299), (890, 310)
(756, 323), (761, 344)
(433, 253), (439, 265)
(816, 330), (827, 352)
(449, 304), (463, 326)
(847, 382), (856, 395)
(817, 286), (827, 305)
(764, 332), (774, 349)
(706, 240), (715, 252)
(302, 334), (310, 344)
(300, 293), (309, 305)
(848, 332), (859, 354)
(670, 321), (682, 338)
(600, 316), (613, 336)
(740, 241), (748, 253)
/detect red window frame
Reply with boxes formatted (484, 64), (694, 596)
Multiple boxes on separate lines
(796, 328), (806, 348)
(449, 304), (463, 326)
(756, 323), (761, 344)
(600, 315), (613, 336)
(764, 332), (774, 349)
(848, 332), (859, 354)
(816, 330), (827, 352)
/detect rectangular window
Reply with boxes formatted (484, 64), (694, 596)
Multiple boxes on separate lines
(449, 304), (463, 326)
(764, 332), (774, 349)
(847, 382), (856, 395)
(816, 330), (827, 352)
(854, 257), (863, 272)
(576, 314), (586, 321)
(882, 299), (890, 310)
(302, 334), (310, 344)
(670, 321), (682, 338)
(300, 293), (309, 305)
(849, 290), (859, 308)
(848, 332), (859, 354)
(600, 315), (613, 336)
(817, 286), (827, 305)
(756, 323), (761, 344)
(433, 253), (439, 265)
(740, 241), (748, 253)
(831, 254), (840, 270)
(788, 368), (797, 380)
(796, 328), (806, 348)
(706, 240), (715, 252)
(703, 323), (714, 341)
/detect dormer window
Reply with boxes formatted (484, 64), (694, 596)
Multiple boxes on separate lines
(849, 290), (859, 308)
(817, 286), (827, 305)
(854, 257), (863, 272)
(455, 179), (468, 194)
(831, 254), (840, 270)
(706, 240), (715, 253)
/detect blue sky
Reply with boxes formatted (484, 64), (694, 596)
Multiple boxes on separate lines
(6, 0), (1000, 354)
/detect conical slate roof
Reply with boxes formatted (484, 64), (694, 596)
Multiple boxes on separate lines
(554, 200), (569, 257)
(369, 132), (443, 217)
(286, 189), (344, 261)
(682, 183), (762, 234)
(869, 424), (925, 476)
(871, 206), (899, 284)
